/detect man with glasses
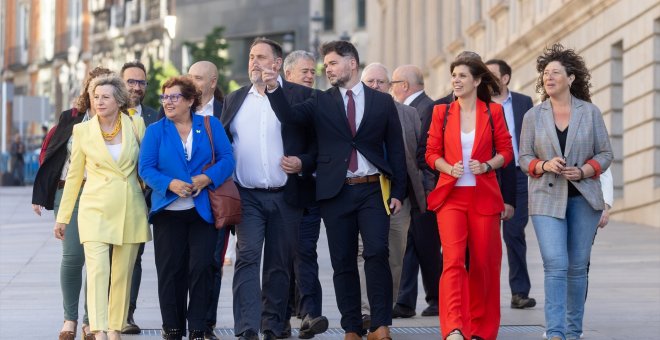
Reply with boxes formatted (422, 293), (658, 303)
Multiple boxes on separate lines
(357, 63), (427, 328)
(120, 60), (159, 335)
(390, 64), (441, 319)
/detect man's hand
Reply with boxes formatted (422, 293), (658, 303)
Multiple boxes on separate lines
(281, 156), (302, 174)
(501, 204), (514, 221)
(262, 63), (279, 91)
(390, 198), (402, 215)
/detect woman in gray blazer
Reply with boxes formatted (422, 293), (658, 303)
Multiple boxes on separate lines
(519, 44), (613, 340)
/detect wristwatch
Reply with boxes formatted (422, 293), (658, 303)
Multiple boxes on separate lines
(484, 162), (493, 173)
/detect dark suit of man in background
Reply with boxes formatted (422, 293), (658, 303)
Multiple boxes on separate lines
(263, 41), (406, 340)
(389, 64), (441, 318)
(486, 59), (536, 309)
(222, 38), (316, 340)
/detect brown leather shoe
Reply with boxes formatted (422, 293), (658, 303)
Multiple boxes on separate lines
(81, 324), (95, 340)
(367, 326), (391, 340)
(344, 331), (362, 340)
(59, 321), (77, 340)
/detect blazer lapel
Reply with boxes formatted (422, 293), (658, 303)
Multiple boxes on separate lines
(164, 118), (188, 164)
(90, 115), (124, 174)
(191, 115), (205, 159)
(472, 100), (489, 157)
(564, 96), (584, 158)
(540, 100), (563, 157)
(357, 85), (373, 133)
(221, 86), (249, 128)
(447, 101), (462, 160)
(329, 87), (352, 137)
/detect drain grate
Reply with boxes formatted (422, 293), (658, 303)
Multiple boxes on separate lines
(139, 325), (544, 336)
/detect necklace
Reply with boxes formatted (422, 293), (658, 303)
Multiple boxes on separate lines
(101, 117), (122, 141)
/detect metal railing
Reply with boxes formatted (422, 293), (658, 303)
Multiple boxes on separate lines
(0, 152), (39, 185)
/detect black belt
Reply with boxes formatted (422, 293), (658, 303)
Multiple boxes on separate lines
(239, 185), (285, 193)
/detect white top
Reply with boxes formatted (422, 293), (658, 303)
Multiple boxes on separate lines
(403, 90), (424, 106)
(196, 97), (215, 117)
(167, 130), (195, 211)
(456, 130), (476, 187)
(230, 77), (288, 189)
(339, 82), (379, 177)
(600, 167), (613, 208)
(106, 143), (122, 161)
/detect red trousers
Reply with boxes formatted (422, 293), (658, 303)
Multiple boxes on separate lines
(437, 187), (502, 340)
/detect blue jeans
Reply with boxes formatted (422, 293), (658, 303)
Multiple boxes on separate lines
(532, 195), (600, 340)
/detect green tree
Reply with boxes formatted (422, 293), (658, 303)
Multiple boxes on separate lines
(183, 26), (232, 94)
(143, 57), (180, 109)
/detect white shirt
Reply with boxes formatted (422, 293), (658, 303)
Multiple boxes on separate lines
(196, 97), (215, 117)
(339, 82), (379, 177)
(230, 77), (288, 189)
(403, 90), (424, 106)
(167, 130), (195, 210)
(456, 130), (476, 187)
(500, 91), (519, 166)
(106, 143), (122, 162)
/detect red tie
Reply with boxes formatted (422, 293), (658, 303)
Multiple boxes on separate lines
(347, 90), (358, 172)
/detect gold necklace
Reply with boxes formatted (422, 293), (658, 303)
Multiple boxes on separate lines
(101, 117), (122, 141)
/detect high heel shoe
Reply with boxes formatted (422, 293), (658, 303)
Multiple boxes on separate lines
(58, 320), (77, 340)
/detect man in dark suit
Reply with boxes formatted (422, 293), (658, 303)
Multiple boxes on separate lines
(263, 40), (406, 340)
(389, 64), (442, 319)
(221, 38), (316, 340)
(119, 60), (160, 335)
(486, 59), (536, 309)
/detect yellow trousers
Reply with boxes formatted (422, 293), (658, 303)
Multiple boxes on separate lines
(83, 241), (139, 332)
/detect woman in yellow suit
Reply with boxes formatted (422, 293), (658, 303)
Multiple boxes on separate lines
(54, 73), (152, 340)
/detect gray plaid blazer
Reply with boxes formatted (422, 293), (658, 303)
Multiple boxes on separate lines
(519, 97), (613, 219)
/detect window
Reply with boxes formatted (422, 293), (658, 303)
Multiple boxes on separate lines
(357, 0), (366, 28)
(323, 0), (334, 31)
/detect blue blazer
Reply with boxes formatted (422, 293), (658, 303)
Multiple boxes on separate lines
(139, 113), (235, 223)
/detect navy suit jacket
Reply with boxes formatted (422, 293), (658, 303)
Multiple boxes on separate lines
(221, 80), (316, 207)
(510, 91), (534, 147)
(266, 83), (407, 202)
(138, 114), (235, 223)
(409, 91), (434, 123)
(141, 104), (160, 126)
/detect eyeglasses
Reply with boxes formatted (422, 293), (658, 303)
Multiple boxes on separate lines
(364, 79), (389, 86)
(159, 93), (184, 103)
(127, 79), (148, 87)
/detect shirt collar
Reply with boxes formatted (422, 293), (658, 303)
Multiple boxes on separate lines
(339, 81), (364, 98)
(502, 90), (512, 105)
(403, 90), (424, 106)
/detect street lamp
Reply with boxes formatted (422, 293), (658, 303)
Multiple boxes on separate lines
(282, 33), (294, 54)
(310, 11), (324, 58)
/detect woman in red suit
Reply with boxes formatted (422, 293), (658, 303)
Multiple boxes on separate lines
(425, 54), (513, 340)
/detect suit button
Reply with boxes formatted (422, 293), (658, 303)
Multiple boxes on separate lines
(351, 142), (356, 147)
(549, 183), (553, 187)
(344, 158), (348, 162)
(95, 163), (100, 167)
(105, 177), (109, 182)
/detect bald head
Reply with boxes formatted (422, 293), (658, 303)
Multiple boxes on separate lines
(188, 61), (218, 106)
(391, 64), (425, 103)
(361, 63), (391, 93)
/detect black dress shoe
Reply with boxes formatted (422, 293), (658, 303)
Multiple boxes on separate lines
(204, 329), (219, 340)
(277, 319), (291, 338)
(189, 330), (205, 340)
(299, 314), (329, 339)
(392, 303), (416, 318)
(511, 294), (537, 309)
(238, 329), (260, 340)
(262, 330), (278, 340)
(161, 328), (183, 340)
(121, 310), (141, 334)
(421, 304), (439, 316)
(361, 314), (371, 335)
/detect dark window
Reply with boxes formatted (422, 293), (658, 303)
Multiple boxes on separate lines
(357, 0), (366, 28)
(323, 0), (334, 31)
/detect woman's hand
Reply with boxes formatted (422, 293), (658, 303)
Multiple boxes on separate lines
(449, 160), (464, 178)
(54, 222), (67, 240)
(468, 159), (488, 175)
(32, 204), (44, 216)
(544, 157), (566, 174)
(190, 174), (212, 197)
(169, 179), (194, 198)
(597, 204), (611, 228)
(561, 167), (582, 181)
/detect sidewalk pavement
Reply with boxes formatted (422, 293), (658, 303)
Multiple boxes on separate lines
(1, 186), (658, 339)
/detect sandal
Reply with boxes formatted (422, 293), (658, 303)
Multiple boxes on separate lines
(59, 320), (77, 340)
(82, 324), (96, 340)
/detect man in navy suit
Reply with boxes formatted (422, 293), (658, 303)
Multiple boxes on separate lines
(119, 60), (161, 335)
(263, 40), (406, 340)
(486, 59), (536, 309)
(221, 38), (316, 340)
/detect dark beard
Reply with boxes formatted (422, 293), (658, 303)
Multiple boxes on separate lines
(330, 73), (350, 88)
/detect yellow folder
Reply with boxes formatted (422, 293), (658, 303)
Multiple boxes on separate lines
(380, 174), (391, 216)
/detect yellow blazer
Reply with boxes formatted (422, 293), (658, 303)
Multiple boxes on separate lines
(56, 114), (152, 245)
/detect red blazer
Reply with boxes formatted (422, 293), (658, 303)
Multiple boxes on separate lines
(425, 99), (513, 214)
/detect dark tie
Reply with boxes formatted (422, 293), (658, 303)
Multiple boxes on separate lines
(347, 90), (358, 172)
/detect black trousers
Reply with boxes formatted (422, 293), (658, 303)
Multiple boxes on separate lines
(153, 208), (217, 332)
(320, 182), (392, 333)
(396, 196), (442, 309)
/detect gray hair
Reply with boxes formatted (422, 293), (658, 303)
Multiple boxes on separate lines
(361, 62), (390, 81)
(89, 73), (130, 114)
(283, 50), (316, 73)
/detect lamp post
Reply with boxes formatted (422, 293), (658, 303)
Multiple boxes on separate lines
(310, 11), (324, 58)
(282, 33), (294, 54)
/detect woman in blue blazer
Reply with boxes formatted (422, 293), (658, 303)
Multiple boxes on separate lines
(138, 76), (234, 340)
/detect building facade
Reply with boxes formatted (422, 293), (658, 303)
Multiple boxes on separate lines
(365, 0), (660, 227)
